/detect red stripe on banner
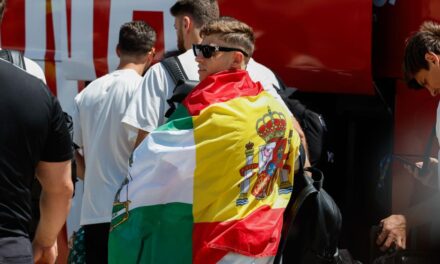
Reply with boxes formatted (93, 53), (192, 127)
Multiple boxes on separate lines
(183, 70), (263, 116)
(66, 0), (72, 58)
(78, 80), (86, 93)
(45, 0), (57, 95)
(93, 0), (110, 78)
(192, 206), (284, 264)
(0, 0), (25, 50)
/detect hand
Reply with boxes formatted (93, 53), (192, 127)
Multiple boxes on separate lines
(403, 157), (438, 189)
(33, 240), (58, 264)
(376, 215), (406, 251)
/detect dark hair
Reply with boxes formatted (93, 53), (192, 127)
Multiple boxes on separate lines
(200, 16), (255, 61)
(118, 21), (156, 56)
(170, 0), (219, 28)
(0, 0), (7, 23)
(403, 21), (440, 89)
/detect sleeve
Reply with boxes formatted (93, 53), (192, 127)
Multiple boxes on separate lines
(41, 95), (73, 162)
(122, 65), (172, 133)
(72, 95), (83, 148)
(23, 57), (47, 84)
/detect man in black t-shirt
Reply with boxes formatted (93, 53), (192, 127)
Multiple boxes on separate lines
(0, 59), (73, 263)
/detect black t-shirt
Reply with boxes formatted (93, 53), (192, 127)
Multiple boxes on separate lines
(0, 60), (73, 238)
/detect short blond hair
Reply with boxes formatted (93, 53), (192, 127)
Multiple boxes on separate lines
(200, 17), (255, 62)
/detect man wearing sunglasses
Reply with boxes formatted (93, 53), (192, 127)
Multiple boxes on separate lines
(109, 17), (301, 263)
(122, 0), (304, 149)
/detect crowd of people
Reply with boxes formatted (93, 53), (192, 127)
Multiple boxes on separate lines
(1, 0), (440, 263)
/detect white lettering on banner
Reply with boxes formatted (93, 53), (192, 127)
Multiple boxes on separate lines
(373, 0), (397, 7)
(61, 0), (96, 80)
(51, 0), (67, 62)
(25, 0), (47, 60)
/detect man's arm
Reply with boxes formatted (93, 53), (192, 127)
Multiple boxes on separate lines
(75, 150), (85, 180)
(122, 64), (170, 145)
(134, 130), (149, 149)
(33, 160), (73, 263)
(291, 116), (311, 168)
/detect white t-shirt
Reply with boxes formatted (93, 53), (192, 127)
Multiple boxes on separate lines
(122, 49), (289, 132)
(23, 57), (46, 83)
(73, 69), (141, 225)
(0, 48), (46, 83)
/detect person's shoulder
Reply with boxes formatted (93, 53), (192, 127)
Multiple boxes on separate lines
(23, 57), (47, 83)
(141, 60), (168, 81)
(74, 74), (108, 102)
(176, 49), (198, 80)
(247, 58), (273, 74)
(150, 60), (167, 72)
(247, 58), (280, 87)
(112, 69), (143, 89)
(177, 49), (194, 61)
(113, 68), (141, 80)
(0, 59), (47, 91)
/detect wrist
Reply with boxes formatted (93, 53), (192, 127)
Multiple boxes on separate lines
(32, 237), (56, 249)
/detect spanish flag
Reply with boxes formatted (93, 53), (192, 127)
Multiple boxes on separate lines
(109, 70), (300, 264)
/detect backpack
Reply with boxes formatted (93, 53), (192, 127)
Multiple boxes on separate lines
(161, 56), (198, 118)
(0, 49), (26, 70)
(275, 148), (359, 264)
(274, 75), (328, 168)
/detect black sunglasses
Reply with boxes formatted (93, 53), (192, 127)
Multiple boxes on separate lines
(193, 44), (249, 59)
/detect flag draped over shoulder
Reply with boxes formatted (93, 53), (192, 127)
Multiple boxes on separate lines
(108, 70), (301, 264)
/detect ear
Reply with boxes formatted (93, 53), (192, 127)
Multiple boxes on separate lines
(425, 52), (440, 65)
(182, 16), (191, 33)
(230, 52), (245, 70)
(116, 44), (122, 58)
(147, 47), (156, 64)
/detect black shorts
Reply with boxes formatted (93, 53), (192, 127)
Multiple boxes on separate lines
(84, 223), (110, 264)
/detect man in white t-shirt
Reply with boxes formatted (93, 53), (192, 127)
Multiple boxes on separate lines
(72, 21), (156, 263)
(374, 21), (440, 257)
(123, 0), (304, 149)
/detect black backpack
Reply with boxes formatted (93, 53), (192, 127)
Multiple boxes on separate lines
(0, 49), (26, 70)
(274, 75), (328, 168)
(161, 56), (198, 118)
(275, 147), (359, 264)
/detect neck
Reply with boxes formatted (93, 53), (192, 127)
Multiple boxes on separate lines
(185, 29), (202, 50)
(117, 61), (146, 76)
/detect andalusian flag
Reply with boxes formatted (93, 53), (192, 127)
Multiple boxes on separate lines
(109, 70), (300, 264)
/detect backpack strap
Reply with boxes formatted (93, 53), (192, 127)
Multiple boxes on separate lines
(420, 125), (436, 177)
(274, 146), (320, 263)
(161, 56), (199, 118)
(161, 56), (188, 83)
(0, 49), (26, 70)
